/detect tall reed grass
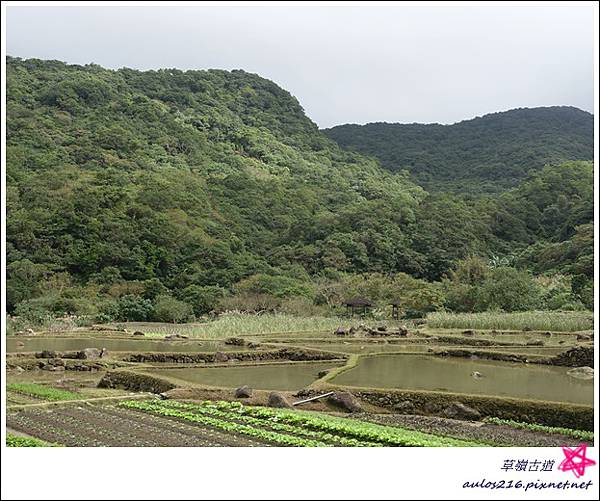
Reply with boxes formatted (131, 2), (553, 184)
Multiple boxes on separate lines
(426, 311), (593, 332)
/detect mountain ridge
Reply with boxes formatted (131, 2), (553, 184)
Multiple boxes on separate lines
(323, 106), (593, 193)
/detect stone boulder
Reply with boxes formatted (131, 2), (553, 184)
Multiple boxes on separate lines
(546, 346), (593, 367)
(225, 337), (246, 346)
(213, 352), (229, 363)
(38, 350), (59, 359)
(234, 385), (253, 398)
(327, 391), (362, 413)
(133, 331), (145, 336)
(77, 348), (102, 360)
(442, 402), (481, 421)
(334, 327), (349, 337)
(566, 366), (594, 380)
(526, 339), (544, 346)
(393, 400), (415, 414)
(268, 392), (293, 409)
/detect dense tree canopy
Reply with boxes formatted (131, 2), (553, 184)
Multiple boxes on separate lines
(5, 57), (595, 319)
(323, 107), (593, 193)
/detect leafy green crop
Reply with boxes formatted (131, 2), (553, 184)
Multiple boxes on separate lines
(146, 400), (377, 447)
(483, 417), (594, 442)
(7, 383), (81, 402)
(6, 434), (59, 447)
(120, 400), (329, 447)
(121, 399), (481, 447)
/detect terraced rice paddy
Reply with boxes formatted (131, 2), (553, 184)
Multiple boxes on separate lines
(6, 337), (245, 353)
(331, 354), (594, 404)
(5, 317), (594, 447)
(142, 361), (343, 391)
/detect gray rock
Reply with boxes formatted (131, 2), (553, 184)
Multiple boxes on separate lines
(214, 352), (229, 363)
(442, 402), (481, 421)
(234, 386), (253, 398)
(39, 350), (58, 359)
(393, 400), (415, 414)
(268, 392), (293, 409)
(327, 391), (362, 413)
(334, 327), (349, 336)
(526, 339), (544, 346)
(225, 337), (246, 346)
(471, 371), (483, 379)
(77, 348), (102, 360)
(566, 366), (594, 380)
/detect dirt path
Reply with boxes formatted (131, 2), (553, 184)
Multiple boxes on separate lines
(356, 414), (589, 447)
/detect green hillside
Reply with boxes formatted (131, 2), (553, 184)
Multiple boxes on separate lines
(323, 107), (593, 193)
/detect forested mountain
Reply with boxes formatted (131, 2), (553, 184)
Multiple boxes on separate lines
(5, 57), (594, 321)
(323, 107), (593, 192)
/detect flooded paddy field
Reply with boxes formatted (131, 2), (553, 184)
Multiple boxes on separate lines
(142, 361), (343, 391)
(6, 336), (251, 354)
(330, 354), (593, 405)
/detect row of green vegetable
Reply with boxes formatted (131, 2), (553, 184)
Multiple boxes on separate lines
(6, 434), (59, 447)
(483, 417), (594, 442)
(122, 399), (482, 447)
(7, 383), (80, 402)
(120, 400), (329, 447)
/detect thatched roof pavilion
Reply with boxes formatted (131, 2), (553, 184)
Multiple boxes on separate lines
(344, 297), (374, 317)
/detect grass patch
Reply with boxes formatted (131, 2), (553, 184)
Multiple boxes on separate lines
(483, 417), (594, 442)
(7, 383), (81, 402)
(105, 314), (397, 339)
(426, 311), (592, 332)
(6, 434), (59, 447)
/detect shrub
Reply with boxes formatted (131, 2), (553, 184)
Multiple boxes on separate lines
(153, 294), (194, 323)
(177, 285), (227, 315)
(112, 294), (154, 321)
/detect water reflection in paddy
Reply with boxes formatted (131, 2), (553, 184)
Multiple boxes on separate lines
(6, 337), (243, 353)
(331, 354), (593, 405)
(144, 362), (342, 391)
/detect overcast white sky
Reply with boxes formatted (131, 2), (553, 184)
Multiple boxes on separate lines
(5, 4), (595, 128)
